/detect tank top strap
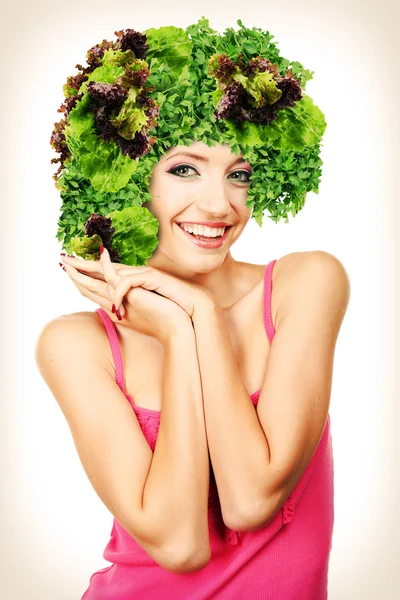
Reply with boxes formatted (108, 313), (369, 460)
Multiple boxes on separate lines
(95, 308), (127, 395)
(263, 259), (277, 343)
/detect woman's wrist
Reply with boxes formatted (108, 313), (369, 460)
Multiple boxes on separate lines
(192, 291), (218, 327)
(161, 315), (195, 347)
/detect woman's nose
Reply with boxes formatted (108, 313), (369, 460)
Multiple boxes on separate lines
(196, 181), (231, 217)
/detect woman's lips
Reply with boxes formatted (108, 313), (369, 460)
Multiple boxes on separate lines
(176, 223), (232, 249)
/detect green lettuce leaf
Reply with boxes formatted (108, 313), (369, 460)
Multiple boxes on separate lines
(144, 26), (192, 79)
(78, 54), (125, 95)
(258, 94), (327, 150)
(223, 94), (327, 151)
(64, 93), (137, 192)
(109, 87), (148, 139)
(70, 233), (103, 259)
(233, 71), (282, 107)
(109, 205), (159, 265)
(69, 206), (159, 265)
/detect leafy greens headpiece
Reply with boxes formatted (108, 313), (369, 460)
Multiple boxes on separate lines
(50, 17), (327, 265)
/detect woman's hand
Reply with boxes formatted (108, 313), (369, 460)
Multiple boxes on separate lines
(60, 249), (211, 343)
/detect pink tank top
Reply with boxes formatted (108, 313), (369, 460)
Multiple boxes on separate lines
(82, 260), (334, 599)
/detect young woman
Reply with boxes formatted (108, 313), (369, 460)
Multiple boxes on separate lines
(36, 139), (350, 599)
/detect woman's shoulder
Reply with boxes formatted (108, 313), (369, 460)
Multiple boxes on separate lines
(48, 310), (104, 330)
(40, 311), (111, 360)
(243, 250), (317, 279)
(271, 250), (347, 283)
(35, 311), (116, 387)
(241, 250), (310, 293)
(271, 250), (350, 321)
(229, 251), (335, 311)
(255, 249), (348, 314)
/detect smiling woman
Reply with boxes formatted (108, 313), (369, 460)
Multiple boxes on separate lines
(36, 15), (349, 600)
(139, 141), (255, 275)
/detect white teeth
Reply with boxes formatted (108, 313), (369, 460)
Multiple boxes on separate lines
(180, 224), (226, 237)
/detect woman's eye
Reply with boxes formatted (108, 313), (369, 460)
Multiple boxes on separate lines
(228, 170), (251, 183)
(168, 165), (197, 177)
(168, 164), (251, 183)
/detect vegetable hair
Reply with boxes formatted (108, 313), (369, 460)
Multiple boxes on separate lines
(50, 17), (327, 265)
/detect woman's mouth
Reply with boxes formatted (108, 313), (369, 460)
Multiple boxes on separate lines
(176, 223), (233, 249)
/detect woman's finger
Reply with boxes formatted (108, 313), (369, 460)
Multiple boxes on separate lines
(61, 255), (104, 279)
(99, 246), (123, 314)
(63, 252), (126, 317)
(63, 263), (109, 301)
(113, 267), (151, 279)
(63, 262), (127, 318)
(112, 269), (156, 312)
(72, 277), (125, 323)
(61, 253), (149, 280)
(99, 246), (120, 289)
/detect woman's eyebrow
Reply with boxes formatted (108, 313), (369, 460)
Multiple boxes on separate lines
(165, 151), (249, 167)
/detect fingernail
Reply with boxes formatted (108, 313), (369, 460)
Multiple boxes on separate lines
(112, 304), (116, 313)
(100, 245), (104, 255)
(58, 262), (66, 271)
(116, 309), (122, 320)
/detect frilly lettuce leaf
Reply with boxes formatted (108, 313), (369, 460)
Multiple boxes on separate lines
(224, 94), (327, 151)
(258, 94), (327, 150)
(144, 26), (193, 79)
(69, 206), (159, 265)
(64, 92), (137, 192)
(70, 233), (103, 259)
(109, 206), (159, 265)
(109, 88), (148, 139)
(233, 71), (282, 107)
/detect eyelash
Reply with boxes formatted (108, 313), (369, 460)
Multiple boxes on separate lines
(168, 164), (252, 184)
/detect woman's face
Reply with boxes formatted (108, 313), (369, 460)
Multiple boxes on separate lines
(143, 140), (253, 273)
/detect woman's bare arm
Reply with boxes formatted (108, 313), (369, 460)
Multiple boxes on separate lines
(191, 251), (350, 532)
(34, 315), (210, 574)
(142, 323), (210, 569)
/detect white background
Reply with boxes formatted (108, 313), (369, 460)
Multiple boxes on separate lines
(1, 1), (399, 598)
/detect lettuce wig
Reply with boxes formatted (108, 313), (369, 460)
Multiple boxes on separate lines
(50, 17), (327, 265)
